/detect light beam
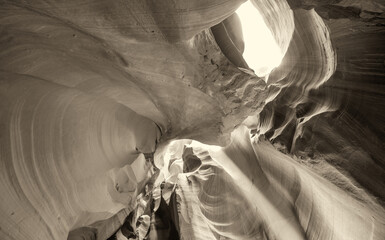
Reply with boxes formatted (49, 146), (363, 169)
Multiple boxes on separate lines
(236, 1), (284, 77)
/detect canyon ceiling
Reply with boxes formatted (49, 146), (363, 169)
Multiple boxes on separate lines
(0, 0), (384, 239)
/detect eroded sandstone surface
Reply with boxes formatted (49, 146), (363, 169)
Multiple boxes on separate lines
(0, 0), (384, 239)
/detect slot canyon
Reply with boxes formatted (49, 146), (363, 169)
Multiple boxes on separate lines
(0, 0), (384, 239)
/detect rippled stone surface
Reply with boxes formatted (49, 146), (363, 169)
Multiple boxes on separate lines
(0, 0), (384, 239)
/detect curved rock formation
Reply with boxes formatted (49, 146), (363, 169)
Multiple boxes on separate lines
(159, 129), (385, 239)
(0, 0), (384, 239)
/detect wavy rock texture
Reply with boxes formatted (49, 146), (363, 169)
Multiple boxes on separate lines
(0, 0), (384, 239)
(171, 128), (385, 239)
(0, 71), (158, 239)
(252, 0), (385, 204)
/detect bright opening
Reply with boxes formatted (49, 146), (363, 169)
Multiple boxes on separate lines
(236, 1), (283, 77)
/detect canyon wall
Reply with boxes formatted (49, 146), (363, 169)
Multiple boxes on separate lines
(0, 0), (384, 239)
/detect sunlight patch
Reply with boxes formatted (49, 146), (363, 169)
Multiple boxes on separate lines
(236, 1), (283, 77)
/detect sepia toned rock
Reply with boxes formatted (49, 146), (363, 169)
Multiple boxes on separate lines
(0, 0), (384, 239)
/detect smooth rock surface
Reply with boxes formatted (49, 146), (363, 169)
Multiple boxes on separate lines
(0, 0), (384, 239)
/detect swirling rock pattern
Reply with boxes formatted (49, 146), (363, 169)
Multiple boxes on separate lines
(168, 129), (384, 239)
(253, 0), (385, 204)
(0, 0), (384, 239)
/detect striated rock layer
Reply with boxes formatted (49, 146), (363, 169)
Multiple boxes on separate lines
(170, 128), (385, 240)
(0, 0), (384, 239)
